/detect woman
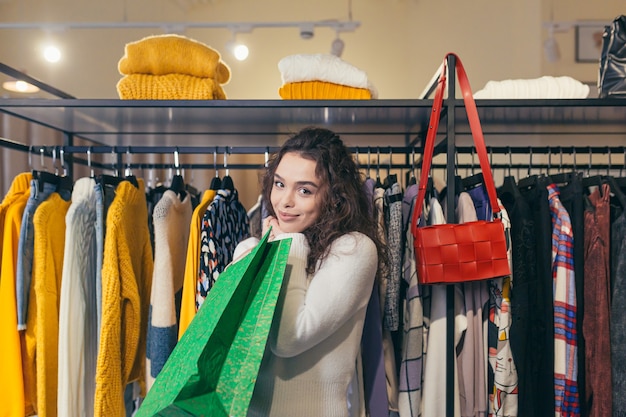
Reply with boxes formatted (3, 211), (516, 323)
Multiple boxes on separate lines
(234, 127), (386, 417)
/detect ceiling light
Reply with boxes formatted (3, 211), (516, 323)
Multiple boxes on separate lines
(2, 79), (40, 93)
(299, 23), (314, 39)
(43, 45), (61, 63)
(330, 32), (345, 57)
(544, 26), (560, 62)
(225, 32), (249, 61)
(232, 43), (249, 61)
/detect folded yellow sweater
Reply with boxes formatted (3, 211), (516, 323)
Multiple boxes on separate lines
(117, 73), (227, 100)
(279, 81), (372, 100)
(118, 34), (230, 84)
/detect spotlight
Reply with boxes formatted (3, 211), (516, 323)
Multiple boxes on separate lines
(2, 79), (40, 93)
(330, 37), (345, 57)
(544, 26), (560, 62)
(233, 43), (249, 61)
(299, 23), (314, 40)
(226, 34), (249, 61)
(43, 45), (61, 63)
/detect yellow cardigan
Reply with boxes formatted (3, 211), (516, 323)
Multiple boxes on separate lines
(0, 172), (31, 417)
(95, 180), (153, 417)
(178, 189), (215, 339)
(23, 191), (71, 417)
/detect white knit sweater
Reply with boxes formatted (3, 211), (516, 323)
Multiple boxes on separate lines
(239, 232), (378, 417)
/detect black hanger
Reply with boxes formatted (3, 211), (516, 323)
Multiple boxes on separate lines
(374, 148), (383, 188)
(32, 169), (60, 192)
(56, 174), (74, 194)
(97, 173), (138, 189)
(185, 183), (200, 198)
(548, 171), (578, 186)
(517, 173), (540, 191)
(169, 174), (187, 200)
(210, 176), (222, 190)
(582, 174), (604, 196)
(497, 175), (521, 205)
(168, 149), (187, 200)
(221, 175), (235, 191)
(462, 172), (484, 191)
(384, 173), (398, 189)
(603, 175), (626, 209)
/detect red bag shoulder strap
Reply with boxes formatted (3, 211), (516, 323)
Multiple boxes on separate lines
(411, 53), (501, 237)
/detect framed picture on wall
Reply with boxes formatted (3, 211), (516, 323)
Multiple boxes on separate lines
(575, 23), (606, 63)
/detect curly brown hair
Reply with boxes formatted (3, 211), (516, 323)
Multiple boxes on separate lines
(262, 127), (387, 275)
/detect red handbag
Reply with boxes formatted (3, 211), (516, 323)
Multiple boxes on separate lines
(410, 53), (511, 285)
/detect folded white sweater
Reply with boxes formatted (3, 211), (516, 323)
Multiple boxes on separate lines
(278, 53), (378, 98)
(473, 76), (590, 99)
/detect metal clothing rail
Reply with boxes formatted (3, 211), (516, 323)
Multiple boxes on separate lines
(4, 136), (625, 174)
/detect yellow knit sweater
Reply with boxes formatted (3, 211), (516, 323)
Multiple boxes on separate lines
(23, 192), (71, 417)
(95, 179), (153, 417)
(118, 34), (230, 83)
(116, 73), (227, 100)
(0, 172), (31, 417)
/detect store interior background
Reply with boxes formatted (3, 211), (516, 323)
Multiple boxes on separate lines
(0, 0), (624, 207)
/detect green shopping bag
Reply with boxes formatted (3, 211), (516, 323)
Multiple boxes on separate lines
(136, 231), (291, 417)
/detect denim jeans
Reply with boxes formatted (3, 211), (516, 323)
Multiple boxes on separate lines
(94, 182), (116, 342)
(15, 179), (56, 329)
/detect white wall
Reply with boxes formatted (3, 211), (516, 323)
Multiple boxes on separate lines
(0, 0), (622, 99)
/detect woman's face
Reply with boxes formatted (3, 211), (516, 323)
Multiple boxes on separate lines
(270, 152), (323, 233)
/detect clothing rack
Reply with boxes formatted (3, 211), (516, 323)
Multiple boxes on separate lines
(3, 135), (624, 178)
(2, 55), (626, 416)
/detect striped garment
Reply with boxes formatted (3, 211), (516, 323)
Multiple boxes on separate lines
(547, 183), (580, 416)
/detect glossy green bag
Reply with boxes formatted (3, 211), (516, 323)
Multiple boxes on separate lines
(136, 231), (291, 417)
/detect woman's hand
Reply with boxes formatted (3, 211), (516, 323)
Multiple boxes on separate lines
(263, 215), (284, 241)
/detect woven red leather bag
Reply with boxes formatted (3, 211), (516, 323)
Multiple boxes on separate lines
(410, 53), (511, 285)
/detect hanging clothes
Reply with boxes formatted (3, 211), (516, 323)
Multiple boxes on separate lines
(610, 206), (626, 415)
(146, 189), (192, 391)
(94, 179), (154, 417)
(456, 191), (489, 417)
(555, 174), (586, 412)
(178, 188), (216, 338)
(0, 172), (32, 417)
(359, 178), (388, 417)
(547, 183), (580, 416)
(383, 181), (403, 332)
(583, 184), (612, 417)
(23, 189), (71, 417)
(57, 177), (98, 417)
(196, 187), (249, 309)
(94, 179), (117, 348)
(420, 197), (466, 417)
(374, 185), (399, 414)
(487, 200), (518, 417)
(516, 176), (555, 417)
(397, 181), (423, 417)
(15, 178), (57, 332)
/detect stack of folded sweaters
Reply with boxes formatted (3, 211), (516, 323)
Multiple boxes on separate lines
(278, 53), (377, 100)
(117, 34), (231, 100)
